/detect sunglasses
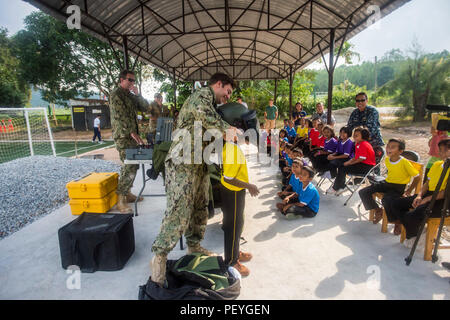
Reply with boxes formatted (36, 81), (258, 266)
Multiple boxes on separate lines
(127, 78), (136, 83)
(356, 99), (366, 103)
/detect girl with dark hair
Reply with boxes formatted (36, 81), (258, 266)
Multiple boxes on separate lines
(310, 125), (338, 172)
(322, 126), (354, 179)
(327, 126), (375, 195)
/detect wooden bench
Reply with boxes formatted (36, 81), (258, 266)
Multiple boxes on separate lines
(370, 161), (424, 232)
(400, 217), (450, 260)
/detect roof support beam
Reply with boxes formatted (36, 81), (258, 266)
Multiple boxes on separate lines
(326, 28), (335, 125)
(122, 36), (129, 70)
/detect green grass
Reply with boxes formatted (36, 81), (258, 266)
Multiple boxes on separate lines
(0, 140), (115, 164)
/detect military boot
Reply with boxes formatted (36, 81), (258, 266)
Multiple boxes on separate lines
(126, 191), (144, 203)
(117, 195), (133, 214)
(150, 254), (167, 286)
(187, 243), (218, 256)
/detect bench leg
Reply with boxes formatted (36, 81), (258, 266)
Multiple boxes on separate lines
(400, 226), (406, 243)
(381, 210), (388, 233)
(424, 221), (438, 261)
(369, 209), (374, 222)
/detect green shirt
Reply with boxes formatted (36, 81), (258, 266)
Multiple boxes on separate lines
(265, 105), (278, 120)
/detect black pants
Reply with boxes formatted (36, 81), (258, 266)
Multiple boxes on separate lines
(321, 158), (347, 178)
(358, 181), (406, 213)
(311, 154), (330, 172)
(385, 191), (445, 239)
(333, 163), (374, 191)
(282, 172), (292, 186)
(284, 204), (317, 218)
(220, 185), (246, 266)
(293, 138), (306, 150)
(92, 127), (102, 141)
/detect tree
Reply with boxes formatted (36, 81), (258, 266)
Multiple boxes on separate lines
(239, 70), (317, 118)
(378, 41), (450, 121)
(13, 11), (148, 105)
(0, 28), (30, 107)
(377, 65), (395, 87)
(152, 68), (193, 109)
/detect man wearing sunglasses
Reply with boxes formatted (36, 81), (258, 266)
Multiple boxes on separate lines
(150, 73), (238, 287)
(109, 69), (151, 214)
(347, 92), (384, 147)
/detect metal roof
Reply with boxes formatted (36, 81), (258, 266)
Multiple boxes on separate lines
(25, 0), (411, 81)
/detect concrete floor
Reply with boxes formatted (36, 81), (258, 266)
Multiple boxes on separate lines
(0, 143), (449, 300)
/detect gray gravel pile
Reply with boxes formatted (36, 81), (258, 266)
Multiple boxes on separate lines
(0, 156), (120, 239)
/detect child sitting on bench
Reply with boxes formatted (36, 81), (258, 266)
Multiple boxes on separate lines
(384, 138), (449, 242)
(358, 138), (420, 232)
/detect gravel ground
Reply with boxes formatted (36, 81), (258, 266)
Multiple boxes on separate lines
(0, 156), (120, 239)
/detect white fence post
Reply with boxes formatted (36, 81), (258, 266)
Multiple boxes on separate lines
(24, 110), (34, 156)
(43, 107), (57, 156)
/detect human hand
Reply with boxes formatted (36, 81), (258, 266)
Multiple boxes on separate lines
(412, 196), (422, 208)
(283, 204), (293, 213)
(131, 132), (145, 145)
(130, 85), (139, 95)
(343, 161), (350, 167)
(248, 184), (260, 197)
(327, 155), (334, 161)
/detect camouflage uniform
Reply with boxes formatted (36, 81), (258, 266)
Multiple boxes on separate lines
(147, 101), (171, 136)
(152, 86), (230, 255)
(109, 86), (150, 195)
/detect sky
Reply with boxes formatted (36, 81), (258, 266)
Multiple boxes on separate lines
(1, 0), (449, 98)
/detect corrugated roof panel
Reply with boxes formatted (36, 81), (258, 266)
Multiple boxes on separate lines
(25, 0), (412, 80)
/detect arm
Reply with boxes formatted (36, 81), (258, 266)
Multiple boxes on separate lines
(223, 177), (260, 197)
(412, 180), (429, 208)
(194, 95), (230, 132)
(403, 175), (421, 197)
(130, 86), (150, 112)
(344, 157), (364, 166)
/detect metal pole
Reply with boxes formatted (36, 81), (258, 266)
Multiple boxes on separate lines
(173, 68), (177, 109)
(122, 36), (129, 70)
(374, 55), (378, 106)
(289, 66), (293, 120)
(24, 110), (34, 157)
(327, 29), (335, 125)
(274, 79), (278, 103)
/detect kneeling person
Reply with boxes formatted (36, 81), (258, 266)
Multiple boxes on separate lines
(221, 130), (260, 276)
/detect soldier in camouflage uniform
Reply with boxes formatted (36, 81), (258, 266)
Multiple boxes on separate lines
(109, 70), (151, 213)
(146, 93), (171, 146)
(150, 73), (236, 286)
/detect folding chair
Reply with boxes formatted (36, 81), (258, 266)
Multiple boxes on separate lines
(343, 146), (386, 206)
(155, 117), (174, 144)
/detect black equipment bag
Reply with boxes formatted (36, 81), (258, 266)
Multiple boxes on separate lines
(58, 213), (135, 273)
(138, 255), (241, 300)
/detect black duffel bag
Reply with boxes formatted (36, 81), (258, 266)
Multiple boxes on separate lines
(139, 254), (241, 300)
(58, 213), (135, 273)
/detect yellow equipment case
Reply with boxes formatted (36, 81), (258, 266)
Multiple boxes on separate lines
(69, 190), (118, 215)
(66, 172), (119, 215)
(66, 172), (119, 199)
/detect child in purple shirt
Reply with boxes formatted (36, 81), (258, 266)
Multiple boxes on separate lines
(320, 126), (354, 178)
(310, 125), (338, 172)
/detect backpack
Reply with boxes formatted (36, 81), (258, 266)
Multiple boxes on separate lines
(138, 254), (241, 300)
